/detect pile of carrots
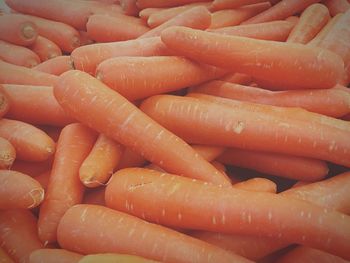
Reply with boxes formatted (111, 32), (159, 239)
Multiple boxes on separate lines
(0, 0), (350, 262)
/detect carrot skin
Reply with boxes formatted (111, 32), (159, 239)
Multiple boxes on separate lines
(29, 249), (83, 263)
(78, 253), (159, 263)
(33, 56), (74, 76)
(10, 158), (53, 177)
(0, 137), (16, 169)
(29, 36), (62, 62)
(322, 0), (350, 16)
(0, 40), (40, 68)
(0, 247), (14, 263)
(233, 177), (277, 193)
(136, 0), (208, 9)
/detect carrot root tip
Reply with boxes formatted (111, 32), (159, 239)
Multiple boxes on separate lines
(28, 188), (45, 208)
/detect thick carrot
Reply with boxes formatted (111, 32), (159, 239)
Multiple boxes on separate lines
(209, 2), (272, 29)
(86, 14), (149, 42)
(190, 80), (350, 117)
(0, 14), (38, 46)
(120, 0), (139, 15)
(79, 133), (123, 188)
(0, 40), (40, 68)
(29, 36), (62, 62)
(57, 204), (252, 263)
(136, 0), (207, 9)
(38, 123), (96, 244)
(0, 84), (10, 118)
(0, 170), (44, 209)
(54, 70), (231, 186)
(96, 56), (227, 101)
(0, 247), (14, 263)
(0, 137), (15, 169)
(139, 7), (165, 21)
(29, 249), (83, 263)
(115, 147), (146, 170)
(140, 94), (350, 167)
(220, 72), (252, 85)
(71, 37), (171, 75)
(3, 84), (75, 126)
(233, 177), (277, 193)
(287, 3), (330, 44)
(33, 56), (74, 76)
(11, 158), (53, 177)
(242, 0), (321, 24)
(210, 0), (269, 11)
(0, 60), (58, 86)
(139, 6), (211, 38)
(0, 209), (43, 263)
(105, 168), (350, 260)
(322, 0), (350, 16)
(161, 26), (344, 90)
(0, 118), (55, 161)
(192, 145), (225, 162)
(83, 187), (106, 206)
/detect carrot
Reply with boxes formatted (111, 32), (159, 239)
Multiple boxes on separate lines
(79, 134), (123, 187)
(139, 6), (211, 38)
(0, 170), (44, 209)
(0, 209), (43, 263)
(0, 84), (10, 118)
(54, 70), (231, 186)
(0, 60), (58, 86)
(242, 0), (321, 24)
(11, 158), (53, 177)
(105, 168), (350, 260)
(190, 80), (350, 117)
(0, 137), (15, 169)
(29, 249), (83, 263)
(233, 177), (277, 193)
(71, 36), (171, 75)
(33, 56), (74, 76)
(120, 0), (139, 15)
(220, 72), (252, 85)
(322, 0), (350, 16)
(29, 36), (62, 62)
(209, 2), (272, 29)
(139, 7), (165, 21)
(83, 187), (106, 206)
(210, 0), (269, 11)
(192, 145), (225, 162)
(136, 0), (207, 9)
(285, 15), (300, 23)
(0, 247), (14, 263)
(208, 20), (295, 41)
(0, 40), (40, 68)
(38, 123), (96, 244)
(78, 31), (94, 46)
(0, 14), (38, 46)
(79, 253), (159, 263)
(57, 204), (252, 263)
(115, 147), (146, 170)
(140, 94), (350, 167)
(3, 84), (75, 126)
(33, 171), (50, 191)
(286, 3), (330, 44)
(96, 56), (227, 101)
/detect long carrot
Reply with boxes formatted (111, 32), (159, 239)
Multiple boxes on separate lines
(33, 56), (74, 76)
(3, 84), (75, 126)
(233, 177), (277, 193)
(29, 249), (83, 263)
(29, 36), (62, 62)
(136, 0), (207, 9)
(0, 137), (15, 169)
(160, 26), (344, 90)
(322, 0), (350, 16)
(38, 123), (96, 244)
(0, 247), (14, 263)
(0, 209), (43, 263)
(11, 158), (53, 177)
(105, 168), (350, 260)
(0, 84), (10, 118)
(210, 0), (269, 11)
(0, 170), (44, 209)
(54, 70), (231, 186)
(0, 40), (40, 68)
(57, 204), (252, 263)
(120, 0), (140, 15)
(78, 253), (159, 263)
(96, 56), (227, 101)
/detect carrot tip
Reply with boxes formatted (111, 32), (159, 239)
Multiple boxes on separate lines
(22, 24), (37, 40)
(46, 146), (55, 154)
(0, 153), (15, 168)
(28, 188), (45, 208)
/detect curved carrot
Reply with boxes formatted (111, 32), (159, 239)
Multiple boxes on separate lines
(96, 56), (227, 101)
(0, 247), (14, 263)
(136, 0), (206, 9)
(79, 253), (159, 263)
(57, 204), (252, 263)
(0, 137), (16, 169)
(0, 170), (44, 209)
(83, 187), (106, 206)
(233, 177), (277, 193)
(161, 26), (344, 90)
(54, 70), (231, 186)
(3, 84), (75, 126)
(322, 0), (350, 16)
(210, 0), (268, 11)
(33, 56), (74, 76)
(29, 249), (83, 263)
(11, 158), (53, 177)
(38, 123), (97, 244)
(120, 0), (139, 15)
(0, 85), (10, 118)
(0, 40), (40, 68)
(192, 145), (225, 162)
(29, 36), (62, 62)
(105, 168), (350, 260)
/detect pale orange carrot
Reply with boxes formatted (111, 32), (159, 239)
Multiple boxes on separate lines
(29, 36), (62, 62)
(233, 177), (277, 193)
(136, 0), (207, 9)
(33, 56), (73, 76)
(11, 158), (53, 177)
(0, 247), (14, 263)
(210, 0), (269, 11)
(192, 145), (225, 162)
(0, 40), (40, 68)
(0, 137), (16, 169)
(322, 0), (350, 16)
(115, 147), (146, 170)
(83, 187), (106, 206)
(29, 249), (83, 263)
(120, 0), (139, 15)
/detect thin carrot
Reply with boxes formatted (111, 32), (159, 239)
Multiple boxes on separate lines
(105, 168), (350, 260)
(120, 0), (140, 15)
(33, 56), (74, 76)
(0, 247), (14, 263)
(0, 40), (40, 68)
(192, 145), (225, 162)
(11, 158), (53, 177)
(0, 14), (38, 46)
(136, 0), (207, 9)
(57, 204), (252, 263)
(38, 123), (97, 244)
(322, 0), (350, 16)
(209, 2), (272, 29)
(83, 187), (106, 206)
(29, 36), (62, 62)
(29, 249), (83, 263)
(233, 177), (277, 193)
(3, 84), (75, 126)
(96, 56), (227, 101)
(0, 137), (16, 169)
(115, 147), (146, 170)
(139, 7), (165, 21)
(0, 209), (43, 263)
(0, 84), (10, 118)
(287, 3), (330, 44)
(79, 133), (123, 187)
(161, 26), (344, 90)
(210, 0), (269, 11)
(54, 70), (231, 186)
(220, 73), (252, 85)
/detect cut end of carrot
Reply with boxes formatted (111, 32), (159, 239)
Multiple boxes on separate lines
(0, 152), (15, 168)
(27, 187), (45, 209)
(22, 24), (37, 40)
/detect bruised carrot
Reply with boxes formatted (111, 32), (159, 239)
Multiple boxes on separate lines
(322, 0), (350, 16)
(0, 14), (38, 46)
(0, 170), (44, 209)
(79, 253), (158, 263)
(0, 85), (10, 118)
(136, 0), (206, 9)
(57, 204), (252, 263)
(116, 147), (146, 170)
(0, 247), (14, 263)
(29, 36), (62, 62)
(0, 40), (40, 68)
(33, 56), (74, 76)
(29, 249), (83, 263)
(120, 0), (139, 15)
(0, 209), (43, 263)
(139, 7), (165, 20)
(220, 73), (252, 85)
(38, 123), (96, 244)
(96, 56), (227, 101)
(210, 0), (269, 11)
(11, 158), (53, 177)
(233, 177), (277, 193)
(192, 145), (225, 162)
(0, 137), (16, 169)
(83, 187), (106, 206)
(105, 168), (350, 260)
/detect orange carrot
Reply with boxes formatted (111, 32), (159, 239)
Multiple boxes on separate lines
(233, 177), (277, 193)
(33, 56), (74, 76)
(139, 7), (165, 20)
(29, 249), (83, 263)
(136, 0), (207, 9)
(0, 14), (38, 46)
(78, 253), (159, 263)
(322, 0), (350, 16)
(0, 40), (40, 68)
(38, 123), (96, 244)
(0, 170), (44, 209)
(287, 3), (330, 44)
(33, 170), (50, 191)
(80, 134), (123, 187)
(57, 204), (252, 263)
(0, 137), (16, 169)
(78, 31), (94, 46)
(29, 36), (62, 62)
(0, 209), (43, 263)
(115, 147), (146, 170)
(3, 84), (75, 126)
(161, 26), (344, 90)
(0, 118), (55, 161)
(210, 0), (269, 11)
(83, 187), (106, 206)
(285, 15), (300, 23)
(0, 247), (14, 263)
(220, 72), (252, 85)
(105, 168), (350, 260)
(192, 145), (225, 162)
(11, 158), (53, 177)
(0, 84), (10, 118)
(209, 2), (272, 29)
(96, 56), (227, 101)
(120, 0), (139, 15)
(54, 70), (231, 186)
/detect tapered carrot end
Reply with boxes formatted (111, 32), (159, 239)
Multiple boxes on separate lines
(28, 187), (45, 209)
